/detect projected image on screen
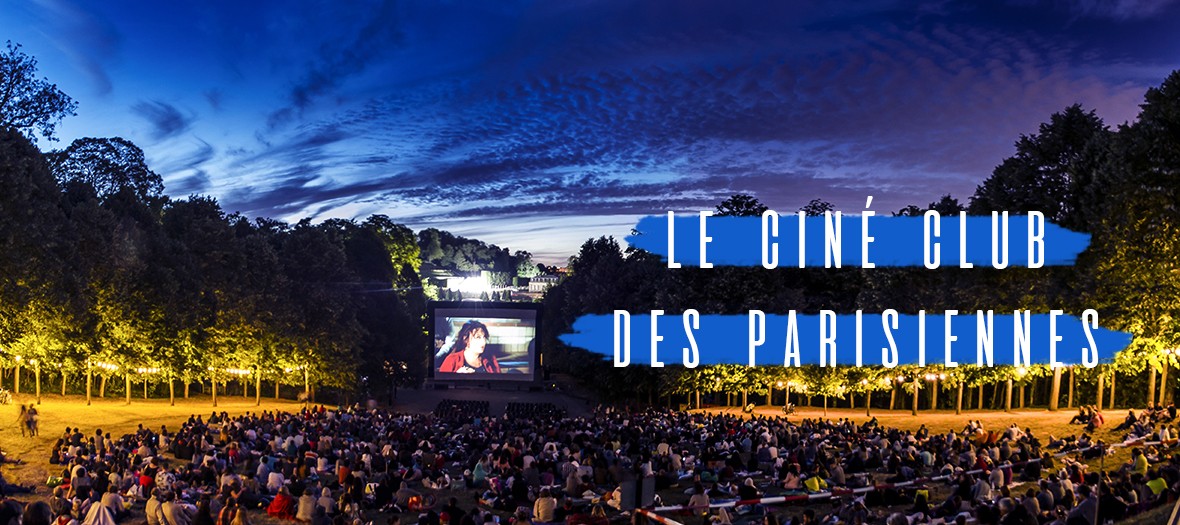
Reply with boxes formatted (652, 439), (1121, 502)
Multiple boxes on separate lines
(432, 304), (537, 381)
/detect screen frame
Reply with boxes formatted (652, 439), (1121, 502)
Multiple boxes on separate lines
(427, 301), (543, 382)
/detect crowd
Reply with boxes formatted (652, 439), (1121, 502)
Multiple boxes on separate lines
(4, 401), (1179, 525)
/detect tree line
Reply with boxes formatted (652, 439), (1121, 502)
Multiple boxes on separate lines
(541, 70), (1180, 415)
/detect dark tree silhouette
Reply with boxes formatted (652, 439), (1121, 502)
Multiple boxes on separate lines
(715, 193), (769, 216)
(0, 41), (77, 143)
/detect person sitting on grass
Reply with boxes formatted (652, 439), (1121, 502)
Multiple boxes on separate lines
(1122, 448), (1149, 477)
(266, 486), (295, 520)
(1086, 408), (1105, 432)
(1115, 410), (1137, 432)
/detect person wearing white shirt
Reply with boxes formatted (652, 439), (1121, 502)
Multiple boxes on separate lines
(988, 467), (1005, 489)
(267, 470), (286, 493)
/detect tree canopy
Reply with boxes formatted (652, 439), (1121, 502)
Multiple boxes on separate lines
(0, 41), (77, 143)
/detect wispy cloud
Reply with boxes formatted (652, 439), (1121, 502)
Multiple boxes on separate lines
(131, 100), (194, 140)
(28, 0), (120, 95)
(219, 9), (1151, 239)
(1015, 0), (1178, 20)
(266, 0), (404, 129)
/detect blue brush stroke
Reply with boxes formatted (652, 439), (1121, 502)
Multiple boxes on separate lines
(560, 312), (1132, 367)
(626, 214), (1090, 268)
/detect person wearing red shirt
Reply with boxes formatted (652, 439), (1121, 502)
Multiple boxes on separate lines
(438, 321), (501, 374)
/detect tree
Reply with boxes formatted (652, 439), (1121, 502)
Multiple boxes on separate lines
(48, 137), (165, 204)
(715, 194), (769, 217)
(799, 199), (834, 216)
(0, 42), (77, 143)
(362, 215), (421, 273)
(969, 104), (1111, 231)
(1085, 71), (1180, 383)
(801, 366), (846, 416)
(514, 251), (540, 278)
(928, 194), (964, 215)
(0, 128), (70, 343)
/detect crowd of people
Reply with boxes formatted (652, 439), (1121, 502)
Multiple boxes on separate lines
(3, 400), (1179, 525)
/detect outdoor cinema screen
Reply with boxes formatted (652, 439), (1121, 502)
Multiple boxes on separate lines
(430, 302), (539, 381)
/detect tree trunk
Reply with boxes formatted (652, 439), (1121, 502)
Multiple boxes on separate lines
(303, 368), (310, 406)
(889, 386), (896, 410)
(212, 378), (218, 407)
(169, 379), (175, 406)
(1005, 379), (1013, 412)
(276, 381), (281, 400)
(62, 371), (68, 396)
(931, 378), (938, 410)
(992, 381), (1002, 409)
(956, 383), (963, 415)
(185, 381), (190, 399)
(742, 389), (747, 407)
(1050, 367), (1062, 411)
(14, 363), (19, 394)
(86, 367), (92, 406)
(145, 378), (149, 399)
(125, 374), (131, 405)
(695, 390), (700, 409)
(256, 374), (262, 406)
(1068, 367), (1075, 409)
(866, 392), (872, 417)
(823, 395), (828, 417)
(1096, 372), (1105, 408)
(1148, 367), (1157, 409)
(978, 385), (984, 411)
(99, 375), (106, 398)
(1109, 370), (1116, 410)
(1160, 363), (1169, 407)
(35, 364), (41, 404)
(1019, 383), (1025, 409)
(911, 378), (919, 416)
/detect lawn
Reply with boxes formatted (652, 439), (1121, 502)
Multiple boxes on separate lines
(0, 393), (306, 492)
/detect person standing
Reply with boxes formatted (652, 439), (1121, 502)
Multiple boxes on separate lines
(16, 406), (27, 438)
(27, 405), (39, 437)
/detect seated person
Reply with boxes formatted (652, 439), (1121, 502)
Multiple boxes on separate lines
(1115, 410), (1137, 431)
(1086, 409), (1105, 432)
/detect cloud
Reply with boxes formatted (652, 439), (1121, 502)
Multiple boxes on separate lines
(29, 0), (120, 95)
(152, 139), (215, 196)
(1015, 0), (1178, 20)
(203, 89), (222, 111)
(185, 1), (1158, 263)
(227, 14), (1149, 237)
(267, 0), (404, 128)
(131, 100), (194, 140)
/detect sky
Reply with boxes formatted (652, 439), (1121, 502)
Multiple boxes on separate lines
(3, 0), (1178, 264)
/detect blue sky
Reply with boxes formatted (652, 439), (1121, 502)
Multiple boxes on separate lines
(3, 0), (1178, 264)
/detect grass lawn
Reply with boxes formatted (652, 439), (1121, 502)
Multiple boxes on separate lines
(0, 393), (306, 492)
